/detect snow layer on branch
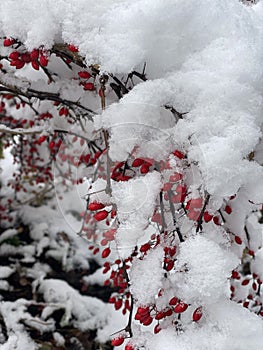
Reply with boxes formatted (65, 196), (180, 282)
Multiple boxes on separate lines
(130, 245), (164, 305)
(112, 171), (162, 257)
(174, 235), (239, 305)
(1, 0), (263, 197)
(0, 0), (260, 73)
(94, 83), (175, 161)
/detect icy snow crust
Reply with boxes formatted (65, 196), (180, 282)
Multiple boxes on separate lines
(1, 0), (263, 349)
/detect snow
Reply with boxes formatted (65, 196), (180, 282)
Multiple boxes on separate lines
(113, 171), (162, 257)
(83, 266), (111, 286)
(38, 278), (109, 331)
(0, 299), (39, 350)
(0, 266), (15, 279)
(0, 229), (18, 244)
(130, 245), (164, 305)
(174, 235), (239, 305)
(251, 247), (263, 280)
(20, 204), (92, 270)
(147, 299), (263, 350)
(1, 0), (262, 197)
(1, 0), (263, 349)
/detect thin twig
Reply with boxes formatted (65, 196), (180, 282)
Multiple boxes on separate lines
(196, 193), (210, 233)
(167, 190), (184, 242)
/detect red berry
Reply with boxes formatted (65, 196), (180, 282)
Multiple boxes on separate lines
(125, 343), (134, 350)
(155, 311), (165, 320)
(187, 209), (200, 221)
(231, 271), (240, 279)
(243, 301), (249, 308)
(39, 55), (48, 67)
(225, 205), (232, 214)
(154, 324), (161, 334)
(111, 336), (124, 346)
(88, 202), (105, 211)
(203, 211), (213, 223)
(68, 44), (79, 52)
(163, 182), (172, 191)
(234, 236), (242, 245)
(93, 247), (99, 255)
(140, 164), (150, 174)
(30, 49), (39, 60)
(48, 141), (55, 149)
(164, 309), (173, 317)
(94, 210), (108, 221)
(114, 299), (123, 310)
(140, 243), (151, 253)
(169, 172), (183, 182)
(142, 316), (153, 326)
(4, 38), (14, 47)
(213, 216), (220, 225)
(165, 260), (174, 271)
(78, 71), (91, 79)
(9, 51), (20, 60)
(21, 53), (31, 63)
(37, 135), (47, 144)
(186, 198), (203, 209)
(100, 238), (108, 246)
(109, 297), (116, 304)
(31, 60), (39, 70)
(83, 82), (95, 91)
(192, 307), (202, 322)
(12, 60), (25, 69)
(132, 158), (145, 167)
(137, 306), (149, 315)
(169, 246), (177, 257)
(242, 279), (250, 286)
(169, 297), (178, 306)
(174, 302), (188, 313)
(102, 247), (111, 258)
(173, 150), (185, 159)
(59, 107), (69, 117)
(248, 250), (254, 256)
(175, 184), (187, 202)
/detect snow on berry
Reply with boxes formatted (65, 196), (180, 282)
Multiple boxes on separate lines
(174, 302), (188, 313)
(111, 336), (124, 346)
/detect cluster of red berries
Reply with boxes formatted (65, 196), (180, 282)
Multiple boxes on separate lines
(4, 39), (49, 70)
(231, 270), (263, 315)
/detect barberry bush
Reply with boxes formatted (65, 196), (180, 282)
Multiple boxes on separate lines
(1, 0), (263, 349)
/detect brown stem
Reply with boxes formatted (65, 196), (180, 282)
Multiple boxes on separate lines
(159, 191), (167, 234)
(196, 193), (210, 233)
(122, 262), (134, 338)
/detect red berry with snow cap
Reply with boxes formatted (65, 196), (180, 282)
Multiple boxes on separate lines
(174, 302), (188, 313)
(111, 336), (124, 346)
